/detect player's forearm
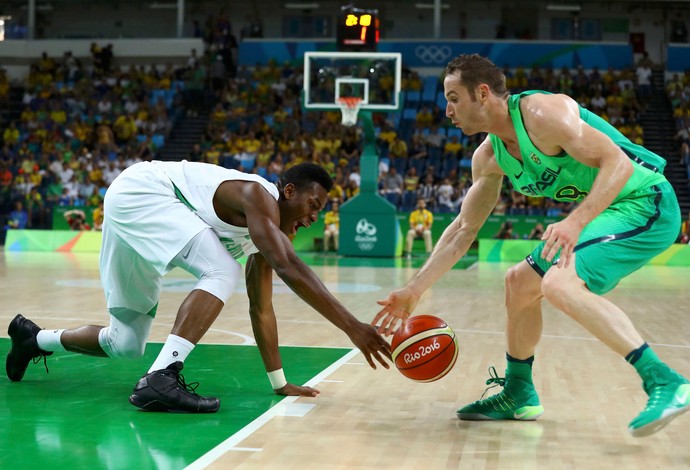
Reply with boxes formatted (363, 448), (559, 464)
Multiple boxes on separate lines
(274, 262), (358, 333)
(249, 307), (282, 372)
(407, 221), (476, 296)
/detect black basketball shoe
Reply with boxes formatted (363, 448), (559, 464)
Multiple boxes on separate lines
(129, 361), (220, 413)
(6, 314), (53, 382)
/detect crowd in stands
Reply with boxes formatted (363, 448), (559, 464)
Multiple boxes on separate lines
(0, 41), (682, 243)
(193, 59), (659, 222)
(669, 69), (690, 187)
(1, 45), (183, 231)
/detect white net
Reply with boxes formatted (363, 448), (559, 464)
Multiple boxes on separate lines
(337, 97), (363, 127)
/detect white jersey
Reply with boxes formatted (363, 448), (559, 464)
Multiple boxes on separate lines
(151, 160), (279, 259)
(101, 161), (274, 313)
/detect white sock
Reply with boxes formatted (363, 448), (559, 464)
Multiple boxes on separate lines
(36, 329), (67, 353)
(148, 334), (195, 373)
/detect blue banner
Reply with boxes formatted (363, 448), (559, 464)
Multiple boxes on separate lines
(239, 40), (633, 69)
(667, 44), (690, 72)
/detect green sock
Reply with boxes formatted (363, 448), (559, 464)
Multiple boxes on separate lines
(506, 353), (534, 382)
(629, 346), (673, 387)
(630, 346), (662, 377)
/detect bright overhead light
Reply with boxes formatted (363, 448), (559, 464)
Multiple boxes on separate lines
(546, 4), (581, 12)
(414, 3), (450, 8)
(285, 2), (319, 9)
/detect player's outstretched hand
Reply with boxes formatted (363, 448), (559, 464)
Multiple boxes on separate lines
(274, 383), (320, 397)
(348, 322), (392, 370)
(372, 287), (420, 336)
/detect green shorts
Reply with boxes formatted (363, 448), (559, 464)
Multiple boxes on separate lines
(527, 182), (681, 295)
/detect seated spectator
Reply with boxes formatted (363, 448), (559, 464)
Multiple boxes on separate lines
(416, 106), (433, 129)
(389, 136), (409, 175)
(323, 200), (340, 252)
(3, 121), (20, 147)
(416, 174), (437, 212)
(338, 131), (360, 168)
(377, 123), (397, 150)
(436, 177), (455, 213)
(408, 133), (429, 176)
(381, 167), (403, 208)
(425, 125), (444, 172)
(442, 134), (463, 177)
(327, 171), (345, 204)
(6, 201), (29, 229)
(494, 221), (514, 239)
(92, 200), (104, 231)
(404, 199), (433, 258)
(528, 223), (545, 240)
(401, 167), (420, 212)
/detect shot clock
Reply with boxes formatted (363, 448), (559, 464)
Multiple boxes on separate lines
(336, 5), (379, 52)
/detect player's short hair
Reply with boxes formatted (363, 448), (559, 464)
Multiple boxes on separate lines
(280, 162), (334, 192)
(444, 54), (508, 99)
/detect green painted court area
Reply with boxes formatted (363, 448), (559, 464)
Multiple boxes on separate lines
(0, 339), (350, 469)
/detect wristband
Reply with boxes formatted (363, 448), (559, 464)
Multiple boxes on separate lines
(267, 368), (287, 389)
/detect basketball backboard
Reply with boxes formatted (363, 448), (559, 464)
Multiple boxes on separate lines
(302, 51), (402, 114)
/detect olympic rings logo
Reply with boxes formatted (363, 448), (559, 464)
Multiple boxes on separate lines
(415, 45), (452, 64)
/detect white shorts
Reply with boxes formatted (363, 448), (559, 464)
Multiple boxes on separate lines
(100, 162), (209, 313)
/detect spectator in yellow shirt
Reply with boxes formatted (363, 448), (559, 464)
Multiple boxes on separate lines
(378, 124), (397, 145)
(3, 121), (20, 146)
(92, 200), (105, 231)
(114, 113), (137, 144)
(404, 199), (433, 257)
(323, 201), (340, 252)
(443, 135), (463, 158)
(416, 107), (434, 129)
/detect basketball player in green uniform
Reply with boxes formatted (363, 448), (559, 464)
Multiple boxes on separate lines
(373, 54), (689, 437)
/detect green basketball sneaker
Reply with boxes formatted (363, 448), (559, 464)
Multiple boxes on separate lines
(628, 364), (690, 437)
(457, 367), (544, 421)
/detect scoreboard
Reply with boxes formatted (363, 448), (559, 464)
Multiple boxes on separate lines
(336, 6), (379, 52)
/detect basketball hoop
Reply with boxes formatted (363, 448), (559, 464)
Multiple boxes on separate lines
(337, 97), (363, 127)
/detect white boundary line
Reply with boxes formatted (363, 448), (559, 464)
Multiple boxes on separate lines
(184, 348), (360, 470)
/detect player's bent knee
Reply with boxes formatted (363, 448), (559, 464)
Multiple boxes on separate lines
(98, 325), (147, 359)
(540, 270), (572, 307)
(98, 309), (152, 359)
(505, 264), (543, 307)
(111, 342), (146, 359)
(505, 264), (536, 294)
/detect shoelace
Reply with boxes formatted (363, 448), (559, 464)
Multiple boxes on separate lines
(480, 366), (506, 399)
(32, 355), (49, 375)
(176, 372), (201, 395)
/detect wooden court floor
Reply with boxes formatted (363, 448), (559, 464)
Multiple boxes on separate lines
(1, 250), (689, 469)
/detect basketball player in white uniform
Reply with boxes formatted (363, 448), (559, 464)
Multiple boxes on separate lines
(7, 161), (392, 412)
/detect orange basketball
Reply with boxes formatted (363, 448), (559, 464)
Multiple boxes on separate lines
(390, 315), (458, 383)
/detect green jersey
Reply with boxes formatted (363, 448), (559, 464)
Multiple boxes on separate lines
(489, 90), (668, 204)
